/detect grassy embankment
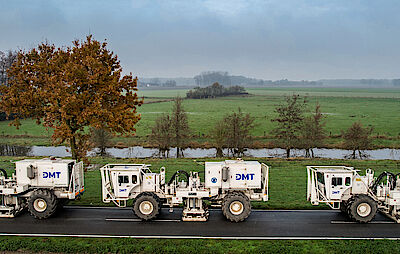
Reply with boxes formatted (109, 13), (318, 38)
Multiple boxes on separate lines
(0, 156), (400, 253)
(1, 237), (400, 253)
(0, 87), (399, 149)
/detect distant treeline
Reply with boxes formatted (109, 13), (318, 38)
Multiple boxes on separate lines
(138, 79), (177, 87)
(194, 71), (267, 86)
(186, 83), (247, 99)
(266, 79), (322, 86)
(193, 71), (322, 87)
(138, 71), (400, 88)
(0, 50), (17, 87)
(320, 79), (400, 87)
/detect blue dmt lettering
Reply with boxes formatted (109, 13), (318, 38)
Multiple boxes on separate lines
(43, 172), (61, 179)
(235, 173), (255, 181)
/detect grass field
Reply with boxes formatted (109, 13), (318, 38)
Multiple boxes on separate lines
(138, 87), (400, 98)
(1, 237), (400, 253)
(1, 156), (400, 253)
(1, 87), (399, 148)
(246, 87), (400, 98)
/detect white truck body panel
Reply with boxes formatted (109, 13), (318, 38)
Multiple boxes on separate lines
(205, 160), (262, 190)
(350, 175), (370, 194)
(142, 173), (157, 192)
(324, 172), (353, 200)
(204, 162), (222, 188)
(15, 159), (75, 187)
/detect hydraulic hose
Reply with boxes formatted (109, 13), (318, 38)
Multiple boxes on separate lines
(371, 171), (396, 194)
(142, 168), (152, 174)
(168, 170), (190, 185)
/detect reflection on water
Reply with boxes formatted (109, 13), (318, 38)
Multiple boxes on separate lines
(0, 144), (31, 156)
(0, 144), (399, 160)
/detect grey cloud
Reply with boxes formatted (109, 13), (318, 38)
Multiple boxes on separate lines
(0, 0), (399, 79)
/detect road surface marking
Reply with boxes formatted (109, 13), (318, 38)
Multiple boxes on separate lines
(331, 221), (395, 224)
(106, 218), (181, 222)
(66, 206), (336, 212)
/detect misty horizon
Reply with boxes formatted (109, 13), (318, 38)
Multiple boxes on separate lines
(1, 0), (400, 80)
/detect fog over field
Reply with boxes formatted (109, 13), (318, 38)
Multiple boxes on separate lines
(1, 0), (400, 80)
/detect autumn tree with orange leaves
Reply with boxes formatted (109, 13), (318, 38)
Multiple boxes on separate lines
(0, 36), (142, 161)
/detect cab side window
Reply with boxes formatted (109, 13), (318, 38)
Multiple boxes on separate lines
(132, 175), (138, 184)
(331, 177), (343, 186)
(118, 175), (129, 184)
(345, 177), (351, 186)
(317, 172), (324, 184)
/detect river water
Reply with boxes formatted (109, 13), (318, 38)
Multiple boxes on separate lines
(0, 144), (399, 160)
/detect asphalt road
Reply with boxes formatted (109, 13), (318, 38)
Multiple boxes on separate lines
(0, 207), (400, 239)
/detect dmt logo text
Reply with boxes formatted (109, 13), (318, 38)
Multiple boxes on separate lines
(236, 173), (255, 180)
(43, 172), (61, 178)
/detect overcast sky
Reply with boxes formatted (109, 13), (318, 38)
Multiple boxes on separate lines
(0, 0), (399, 80)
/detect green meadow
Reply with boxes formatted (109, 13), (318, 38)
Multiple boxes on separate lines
(1, 237), (400, 254)
(0, 87), (399, 148)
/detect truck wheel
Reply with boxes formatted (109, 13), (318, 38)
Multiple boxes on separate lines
(348, 195), (377, 223)
(133, 193), (160, 221)
(222, 192), (251, 222)
(340, 201), (348, 214)
(28, 189), (58, 220)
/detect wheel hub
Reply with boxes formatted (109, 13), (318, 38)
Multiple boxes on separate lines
(139, 201), (154, 215)
(33, 198), (47, 212)
(357, 203), (371, 217)
(229, 201), (244, 215)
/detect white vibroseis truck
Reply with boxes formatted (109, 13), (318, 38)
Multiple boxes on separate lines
(0, 158), (85, 219)
(101, 159), (269, 222)
(307, 166), (400, 223)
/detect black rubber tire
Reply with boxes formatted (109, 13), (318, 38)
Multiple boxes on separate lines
(27, 189), (58, 220)
(348, 195), (377, 223)
(340, 201), (348, 214)
(222, 192), (251, 222)
(156, 197), (163, 214)
(133, 193), (160, 221)
(345, 196), (355, 217)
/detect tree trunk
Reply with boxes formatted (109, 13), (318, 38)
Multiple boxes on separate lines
(216, 147), (223, 157)
(286, 148), (290, 158)
(100, 146), (106, 156)
(352, 149), (356, 159)
(70, 136), (77, 160)
(233, 148), (239, 158)
(176, 147), (180, 158)
(311, 149), (314, 158)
